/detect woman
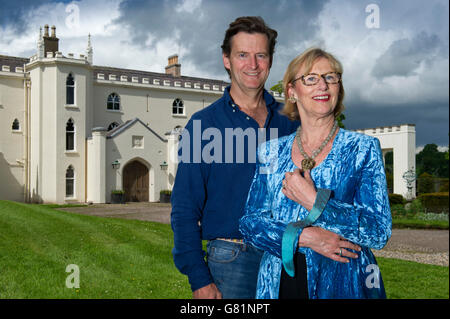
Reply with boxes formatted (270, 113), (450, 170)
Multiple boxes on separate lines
(239, 48), (391, 299)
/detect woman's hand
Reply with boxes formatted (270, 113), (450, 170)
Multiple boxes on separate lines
(282, 169), (317, 211)
(299, 227), (361, 263)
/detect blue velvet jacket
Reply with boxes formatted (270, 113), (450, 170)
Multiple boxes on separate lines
(239, 129), (392, 299)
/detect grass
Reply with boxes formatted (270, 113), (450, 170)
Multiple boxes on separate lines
(391, 203), (449, 230)
(377, 257), (449, 299)
(0, 200), (448, 299)
(0, 200), (190, 298)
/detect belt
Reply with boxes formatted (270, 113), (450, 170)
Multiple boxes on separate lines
(215, 238), (244, 244)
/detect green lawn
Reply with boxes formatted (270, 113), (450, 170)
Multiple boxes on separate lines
(0, 200), (190, 298)
(377, 257), (448, 299)
(0, 200), (448, 299)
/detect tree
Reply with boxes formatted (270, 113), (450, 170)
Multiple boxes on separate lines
(270, 81), (346, 128)
(270, 81), (283, 95)
(384, 151), (393, 173)
(416, 144), (449, 178)
(336, 113), (346, 129)
(384, 151), (393, 193)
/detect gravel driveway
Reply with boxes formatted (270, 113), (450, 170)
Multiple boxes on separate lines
(372, 229), (448, 266)
(60, 202), (449, 267)
(60, 202), (173, 224)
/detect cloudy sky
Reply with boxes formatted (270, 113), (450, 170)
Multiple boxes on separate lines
(1, 0), (448, 148)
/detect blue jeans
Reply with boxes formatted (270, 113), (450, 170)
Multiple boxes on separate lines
(206, 239), (263, 299)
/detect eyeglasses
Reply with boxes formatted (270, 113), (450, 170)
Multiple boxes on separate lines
(292, 72), (341, 86)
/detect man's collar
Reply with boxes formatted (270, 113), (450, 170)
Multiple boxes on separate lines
(223, 85), (277, 110)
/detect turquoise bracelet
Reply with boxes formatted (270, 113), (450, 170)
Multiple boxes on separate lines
(281, 188), (331, 277)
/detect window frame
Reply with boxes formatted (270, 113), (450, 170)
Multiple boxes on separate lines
(66, 73), (75, 106)
(108, 122), (120, 131)
(12, 118), (20, 131)
(66, 118), (76, 151)
(172, 98), (185, 116)
(65, 165), (75, 198)
(107, 93), (121, 111)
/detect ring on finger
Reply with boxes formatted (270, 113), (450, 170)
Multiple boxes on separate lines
(339, 248), (342, 256)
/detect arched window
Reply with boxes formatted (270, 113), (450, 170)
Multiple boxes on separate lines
(173, 125), (183, 133)
(66, 165), (75, 198)
(66, 119), (75, 151)
(107, 93), (120, 110)
(108, 122), (120, 131)
(12, 119), (20, 131)
(66, 73), (75, 105)
(172, 98), (184, 115)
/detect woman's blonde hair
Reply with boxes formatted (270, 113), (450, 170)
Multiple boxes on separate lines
(281, 47), (345, 121)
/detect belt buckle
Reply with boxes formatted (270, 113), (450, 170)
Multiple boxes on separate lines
(217, 238), (244, 244)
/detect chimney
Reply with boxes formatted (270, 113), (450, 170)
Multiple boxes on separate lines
(43, 25), (59, 56)
(86, 33), (93, 64)
(37, 27), (44, 58)
(165, 54), (181, 77)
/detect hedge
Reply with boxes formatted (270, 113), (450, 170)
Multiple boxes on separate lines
(417, 192), (449, 213)
(389, 193), (405, 206)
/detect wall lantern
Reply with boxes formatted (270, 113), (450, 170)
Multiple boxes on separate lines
(160, 161), (168, 170)
(112, 160), (120, 169)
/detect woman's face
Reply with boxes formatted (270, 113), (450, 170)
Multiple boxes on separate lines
(288, 57), (340, 120)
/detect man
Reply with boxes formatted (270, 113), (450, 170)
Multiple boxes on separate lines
(171, 16), (299, 299)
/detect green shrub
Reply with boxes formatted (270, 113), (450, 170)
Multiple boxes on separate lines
(389, 193), (405, 206)
(417, 192), (449, 213)
(390, 204), (407, 218)
(160, 190), (172, 195)
(417, 172), (434, 194)
(111, 190), (125, 195)
(405, 198), (424, 214)
(438, 179), (449, 192)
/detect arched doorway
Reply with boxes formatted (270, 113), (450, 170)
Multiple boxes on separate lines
(123, 160), (149, 202)
(355, 124), (416, 198)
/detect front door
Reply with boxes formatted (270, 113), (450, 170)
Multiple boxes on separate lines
(123, 160), (149, 202)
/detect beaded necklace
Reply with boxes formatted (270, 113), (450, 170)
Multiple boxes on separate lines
(295, 121), (338, 170)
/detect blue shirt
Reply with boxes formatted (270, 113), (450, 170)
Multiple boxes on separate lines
(171, 87), (299, 291)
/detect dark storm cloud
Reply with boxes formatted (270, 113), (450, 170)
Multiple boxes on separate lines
(114, 0), (329, 79)
(345, 100), (449, 147)
(0, 0), (73, 32)
(0, 0), (447, 148)
(372, 31), (442, 78)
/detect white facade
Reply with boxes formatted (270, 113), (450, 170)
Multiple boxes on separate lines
(0, 26), (416, 204)
(355, 124), (416, 198)
(0, 26), (228, 204)
(0, 66), (26, 202)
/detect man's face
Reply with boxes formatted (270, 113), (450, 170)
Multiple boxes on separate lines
(223, 32), (271, 94)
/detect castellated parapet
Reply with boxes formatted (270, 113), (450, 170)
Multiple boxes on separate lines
(354, 124), (415, 135)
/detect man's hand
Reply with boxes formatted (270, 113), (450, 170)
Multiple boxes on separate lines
(193, 283), (222, 299)
(299, 227), (361, 263)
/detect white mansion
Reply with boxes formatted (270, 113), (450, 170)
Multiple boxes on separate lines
(0, 26), (416, 204)
(0, 25), (231, 204)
